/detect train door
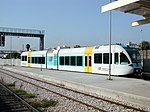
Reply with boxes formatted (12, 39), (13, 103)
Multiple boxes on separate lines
(84, 47), (93, 73)
(53, 54), (57, 69)
(27, 51), (31, 67)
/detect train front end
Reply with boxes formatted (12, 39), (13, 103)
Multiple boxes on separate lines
(124, 46), (142, 76)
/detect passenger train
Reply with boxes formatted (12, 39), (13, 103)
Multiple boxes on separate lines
(21, 44), (142, 76)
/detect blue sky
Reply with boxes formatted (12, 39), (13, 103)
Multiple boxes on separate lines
(0, 0), (149, 50)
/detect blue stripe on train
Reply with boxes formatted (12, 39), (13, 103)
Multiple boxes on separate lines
(47, 56), (57, 66)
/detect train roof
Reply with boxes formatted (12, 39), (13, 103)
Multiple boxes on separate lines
(21, 44), (137, 56)
(21, 50), (47, 56)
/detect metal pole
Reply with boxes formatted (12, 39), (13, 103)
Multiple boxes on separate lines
(108, 0), (112, 80)
(41, 62), (42, 71)
(140, 29), (144, 67)
(41, 55), (43, 71)
(10, 37), (12, 66)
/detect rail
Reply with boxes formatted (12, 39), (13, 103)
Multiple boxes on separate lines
(0, 68), (147, 112)
(0, 81), (40, 112)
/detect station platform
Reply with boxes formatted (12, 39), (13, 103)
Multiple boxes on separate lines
(1, 66), (150, 108)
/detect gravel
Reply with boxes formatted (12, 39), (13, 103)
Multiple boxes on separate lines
(0, 68), (150, 112)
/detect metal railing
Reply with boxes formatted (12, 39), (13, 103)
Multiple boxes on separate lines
(0, 27), (44, 35)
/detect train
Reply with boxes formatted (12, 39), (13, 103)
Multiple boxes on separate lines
(21, 44), (142, 76)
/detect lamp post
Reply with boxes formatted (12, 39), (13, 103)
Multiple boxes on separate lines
(108, 0), (112, 80)
(41, 55), (43, 71)
(10, 37), (12, 66)
(41, 58), (42, 71)
(140, 29), (144, 66)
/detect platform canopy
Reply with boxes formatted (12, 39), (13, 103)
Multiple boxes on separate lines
(101, 0), (150, 26)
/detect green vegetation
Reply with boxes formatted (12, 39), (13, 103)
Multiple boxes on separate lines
(4, 52), (21, 59)
(139, 41), (150, 50)
(7, 81), (16, 87)
(24, 93), (36, 98)
(15, 88), (35, 98)
(32, 99), (58, 108)
(139, 41), (150, 59)
(4, 81), (58, 109)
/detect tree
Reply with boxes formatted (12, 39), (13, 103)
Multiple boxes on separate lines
(139, 41), (150, 59)
(5, 52), (21, 59)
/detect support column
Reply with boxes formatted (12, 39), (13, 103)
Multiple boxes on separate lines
(40, 36), (44, 50)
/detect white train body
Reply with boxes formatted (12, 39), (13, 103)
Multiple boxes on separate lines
(21, 45), (142, 76)
(58, 47), (85, 72)
(92, 45), (133, 75)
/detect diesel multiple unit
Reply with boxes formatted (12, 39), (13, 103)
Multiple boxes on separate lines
(21, 45), (142, 76)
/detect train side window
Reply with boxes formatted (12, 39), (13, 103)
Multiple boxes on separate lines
(37, 57), (40, 64)
(71, 56), (76, 66)
(38, 57), (44, 64)
(77, 56), (82, 66)
(65, 56), (69, 65)
(35, 57), (38, 64)
(85, 56), (87, 66)
(25, 56), (27, 61)
(94, 53), (102, 64)
(103, 53), (112, 64)
(120, 53), (129, 64)
(42, 57), (45, 64)
(60, 56), (64, 65)
(23, 56), (25, 61)
(33, 57), (35, 63)
(89, 56), (91, 66)
(22, 56), (24, 61)
(114, 53), (119, 64)
(21, 56), (24, 61)
(31, 57), (34, 63)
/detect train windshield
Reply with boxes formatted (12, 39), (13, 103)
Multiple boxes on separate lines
(126, 49), (141, 63)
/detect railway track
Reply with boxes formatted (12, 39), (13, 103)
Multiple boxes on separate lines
(0, 80), (40, 112)
(0, 68), (147, 112)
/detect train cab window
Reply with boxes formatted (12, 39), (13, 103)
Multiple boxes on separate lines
(65, 56), (69, 65)
(120, 53), (129, 64)
(77, 56), (82, 66)
(71, 56), (76, 66)
(60, 56), (64, 65)
(114, 53), (119, 64)
(94, 53), (102, 64)
(103, 53), (112, 64)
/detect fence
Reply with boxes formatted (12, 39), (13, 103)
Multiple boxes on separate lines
(0, 58), (150, 73)
(143, 59), (150, 73)
(0, 59), (20, 66)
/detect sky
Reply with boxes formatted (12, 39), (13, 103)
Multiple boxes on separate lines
(0, 0), (150, 51)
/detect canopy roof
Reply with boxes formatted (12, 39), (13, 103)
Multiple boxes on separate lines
(101, 0), (150, 26)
